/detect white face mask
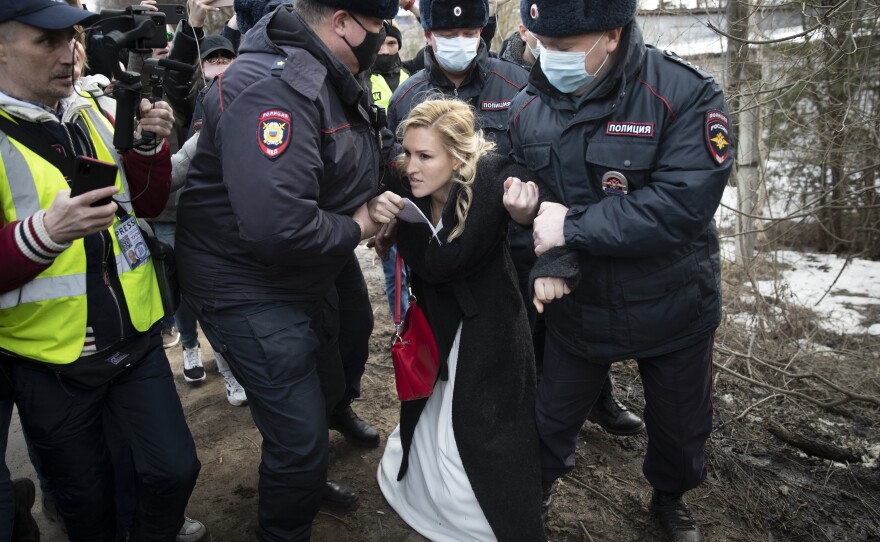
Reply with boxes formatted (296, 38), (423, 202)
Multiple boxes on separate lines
(432, 35), (480, 73)
(539, 33), (608, 95)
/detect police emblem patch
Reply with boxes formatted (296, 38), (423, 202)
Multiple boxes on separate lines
(601, 171), (628, 196)
(257, 109), (291, 159)
(705, 110), (730, 164)
(453, 5), (462, 16)
(530, 3), (539, 19)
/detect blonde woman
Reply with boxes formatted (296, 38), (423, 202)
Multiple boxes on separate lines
(371, 98), (546, 541)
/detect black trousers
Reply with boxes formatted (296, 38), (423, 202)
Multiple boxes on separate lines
(335, 254), (375, 407)
(536, 332), (714, 494)
(10, 332), (200, 542)
(184, 293), (343, 542)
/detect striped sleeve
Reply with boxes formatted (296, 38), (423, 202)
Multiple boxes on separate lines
(15, 210), (71, 264)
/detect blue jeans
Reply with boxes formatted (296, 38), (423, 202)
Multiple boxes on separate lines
(153, 222), (198, 347)
(381, 245), (409, 322)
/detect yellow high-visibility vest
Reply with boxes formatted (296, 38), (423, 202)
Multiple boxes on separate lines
(0, 104), (164, 364)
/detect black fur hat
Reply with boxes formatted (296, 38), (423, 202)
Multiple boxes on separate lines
(235, 0), (399, 35)
(520, 0), (637, 37)
(420, 0), (489, 31)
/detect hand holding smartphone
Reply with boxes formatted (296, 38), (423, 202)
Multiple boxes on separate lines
(69, 156), (118, 207)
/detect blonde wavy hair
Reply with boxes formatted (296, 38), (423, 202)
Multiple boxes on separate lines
(396, 98), (496, 242)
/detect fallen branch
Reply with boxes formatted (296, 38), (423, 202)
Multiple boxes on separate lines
(766, 421), (862, 463)
(714, 359), (879, 408)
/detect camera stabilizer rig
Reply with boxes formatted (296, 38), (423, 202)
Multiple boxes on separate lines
(91, 6), (194, 151)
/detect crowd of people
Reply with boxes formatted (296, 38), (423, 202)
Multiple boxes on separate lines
(0, 0), (733, 540)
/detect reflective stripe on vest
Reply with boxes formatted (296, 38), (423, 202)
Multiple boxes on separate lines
(0, 103), (164, 363)
(371, 71), (409, 109)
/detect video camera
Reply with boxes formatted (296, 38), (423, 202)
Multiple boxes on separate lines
(86, 6), (193, 151)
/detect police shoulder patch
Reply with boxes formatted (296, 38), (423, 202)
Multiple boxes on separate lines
(705, 109), (730, 165)
(257, 109), (291, 159)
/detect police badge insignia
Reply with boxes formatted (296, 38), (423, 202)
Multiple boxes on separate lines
(601, 171), (628, 196)
(257, 110), (291, 159)
(705, 110), (730, 164)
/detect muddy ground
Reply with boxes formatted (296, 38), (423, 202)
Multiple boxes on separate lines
(8, 246), (879, 541)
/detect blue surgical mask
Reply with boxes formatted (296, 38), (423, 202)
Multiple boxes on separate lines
(432, 35), (480, 73)
(539, 33), (608, 95)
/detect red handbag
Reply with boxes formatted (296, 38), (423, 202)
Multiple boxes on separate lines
(391, 251), (440, 401)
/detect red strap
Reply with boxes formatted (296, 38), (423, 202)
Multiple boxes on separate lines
(394, 250), (402, 326)
(403, 0), (415, 11)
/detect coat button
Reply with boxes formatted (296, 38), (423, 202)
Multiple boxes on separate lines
(624, 159), (631, 167)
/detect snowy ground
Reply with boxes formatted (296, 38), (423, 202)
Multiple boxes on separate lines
(716, 185), (880, 337)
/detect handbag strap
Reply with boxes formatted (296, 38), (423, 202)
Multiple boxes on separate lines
(394, 249), (402, 327)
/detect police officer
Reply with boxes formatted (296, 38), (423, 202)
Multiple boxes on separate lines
(386, 0), (528, 157)
(175, 0), (395, 539)
(507, 1), (733, 540)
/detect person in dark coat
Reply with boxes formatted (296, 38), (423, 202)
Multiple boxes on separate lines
(371, 98), (545, 541)
(175, 0), (396, 539)
(507, 0), (734, 540)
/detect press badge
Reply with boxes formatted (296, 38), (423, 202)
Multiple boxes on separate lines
(114, 215), (150, 270)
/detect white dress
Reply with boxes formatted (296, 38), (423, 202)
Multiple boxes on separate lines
(377, 322), (495, 542)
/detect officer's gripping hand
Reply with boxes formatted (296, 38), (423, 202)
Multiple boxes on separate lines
(532, 277), (571, 314)
(43, 187), (119, 244)
(353, 202), (381, 241)
(369, 191), (405, 224)
(503, 177), (539, 225)
(136, 99), (174, 141)
(533, 201), (568, 256)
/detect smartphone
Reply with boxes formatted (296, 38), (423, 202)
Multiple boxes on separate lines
(155, 4), (187, 26)
(70, 156), (118, 207)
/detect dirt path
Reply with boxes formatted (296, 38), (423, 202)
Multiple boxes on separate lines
(7, 246), (879, 541)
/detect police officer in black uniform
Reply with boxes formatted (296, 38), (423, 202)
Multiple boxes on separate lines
(507, 1), (733, 540)
(389, 0), (642, 436)
(175, 0), (396, 540)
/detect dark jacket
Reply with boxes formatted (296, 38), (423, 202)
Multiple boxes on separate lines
(387, 41), (528, 157)
(175, 7), (383, 303)
(509, 23), (733, 362)
(392, 153), (545, 542)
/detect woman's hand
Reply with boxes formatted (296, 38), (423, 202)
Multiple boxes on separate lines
(503, 177), (539, 225)
(369, 191), (405, 224)
(532, 277), (571, 314)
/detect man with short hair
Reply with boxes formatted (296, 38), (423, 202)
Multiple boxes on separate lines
(507, 1), (733, 540)
(175, 0), (395, 539)
(0, 1), (201, 540)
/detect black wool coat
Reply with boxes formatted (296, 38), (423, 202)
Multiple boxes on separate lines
(389, 152), (545, 542)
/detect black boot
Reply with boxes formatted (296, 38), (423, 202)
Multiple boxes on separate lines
(12, 478), (40, 542)
(650, 490), (704, 542)
(587, 377), (644, 435)
(329, 403), (380, 448)
(322, 480), (359, 511)
(540, 479), (556, 525)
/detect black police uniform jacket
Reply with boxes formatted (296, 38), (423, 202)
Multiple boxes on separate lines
(509, 23), (734, 362)
(392, 153), (545, 541)
(386, 40), (528, 156)
(176, 7), (383, 303)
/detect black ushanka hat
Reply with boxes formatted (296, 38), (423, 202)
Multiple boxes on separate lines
(420, 0), (489, 30)
(520, 0), (637, 37)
